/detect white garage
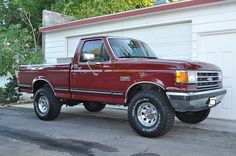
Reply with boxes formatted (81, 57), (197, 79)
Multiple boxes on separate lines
(40, 0), (236, 120)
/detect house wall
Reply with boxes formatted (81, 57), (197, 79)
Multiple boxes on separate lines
(43, 1), (236, 120)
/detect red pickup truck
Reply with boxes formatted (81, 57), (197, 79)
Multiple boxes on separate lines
(18, 36), (226, 137)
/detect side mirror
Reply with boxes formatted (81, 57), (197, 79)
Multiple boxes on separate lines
(82, 53), (95, 62)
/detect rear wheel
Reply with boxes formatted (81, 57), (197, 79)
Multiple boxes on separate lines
(83, 102), (106, 112)
(175, 109), (210, 124)
(128, 91), (175, 138)
(34, 85), (61, 120)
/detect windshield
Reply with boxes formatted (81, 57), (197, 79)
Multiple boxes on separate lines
(108, 38), (158, 59)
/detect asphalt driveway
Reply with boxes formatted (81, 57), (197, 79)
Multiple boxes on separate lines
(0, 104), (236, 156)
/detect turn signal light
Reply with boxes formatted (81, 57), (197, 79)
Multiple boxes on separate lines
(176, 71), (188, 83)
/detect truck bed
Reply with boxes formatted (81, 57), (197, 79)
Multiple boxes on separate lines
(18, 63), (71, 95)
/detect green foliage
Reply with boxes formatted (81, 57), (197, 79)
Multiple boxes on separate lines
(0, 0), (48, 77)
(0, 0), (51, 104)
(14, 0), (54, 25)
(13, 0), (55, 45)
(0, 0), (55, 46)
(0, 24), (43, 76)
(0, 88), (5, 104)
(52, 0), (155, 19)
(0, 76), (21, 105)
(0, 0), (21, 26)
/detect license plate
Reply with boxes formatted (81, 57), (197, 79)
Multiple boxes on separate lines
(209, 97), (217, 107)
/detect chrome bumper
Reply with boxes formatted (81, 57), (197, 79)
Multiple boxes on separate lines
(166, 88), (227, 112)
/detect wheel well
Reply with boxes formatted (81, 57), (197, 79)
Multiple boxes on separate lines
(33, 80), (53, 94)
(126, 83), (165, 104)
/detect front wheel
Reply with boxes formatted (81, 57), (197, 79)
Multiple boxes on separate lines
(128, 91), (175, 138)
(34, 85), (61, 120)
(175, 109), (210, 124)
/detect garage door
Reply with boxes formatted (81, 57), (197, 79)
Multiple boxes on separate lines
(120, 22), (192, 59)
(67, 22), (192, 59)
(199, 32), (236, 120)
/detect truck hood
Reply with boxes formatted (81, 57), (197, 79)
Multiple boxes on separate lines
(118, 59), (221, 71)
(182, 60), (221, 71)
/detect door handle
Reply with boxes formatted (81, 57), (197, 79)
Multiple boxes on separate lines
(74, 66), (82, 70)
(86, 62), (99, 77)
(74, 64), (81, 69)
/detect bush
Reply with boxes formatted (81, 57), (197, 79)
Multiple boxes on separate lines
(0, 76), (21, 105)
(0, 87), (5, 104)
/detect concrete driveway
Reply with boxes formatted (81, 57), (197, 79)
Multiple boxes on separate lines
(0, 104), (236, 156)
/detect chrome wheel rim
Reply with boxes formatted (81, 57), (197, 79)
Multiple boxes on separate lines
(137, 102), (159, 127)
(38, 95), (49, 114)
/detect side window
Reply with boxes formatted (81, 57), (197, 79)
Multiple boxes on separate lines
(80, 40), (110, 62)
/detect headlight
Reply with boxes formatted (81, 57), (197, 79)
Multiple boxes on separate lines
(187, 71), (198, 83)
(176, 70), (197, 84)
(218, 71), (223, 81)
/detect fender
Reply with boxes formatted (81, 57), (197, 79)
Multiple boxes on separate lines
(125, 81), (165, 103)
(32, 76), (55, 94)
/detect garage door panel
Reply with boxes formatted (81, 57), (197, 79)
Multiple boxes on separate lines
(199, 32), (236, 120)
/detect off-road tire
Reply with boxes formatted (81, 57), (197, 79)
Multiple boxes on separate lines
(175, 109), (210, 124)
(128, 90), (175, 138)
(34, 85), (61, 120)
(83, 102), (106, 112)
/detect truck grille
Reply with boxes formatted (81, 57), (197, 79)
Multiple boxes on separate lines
(197, 71), (221, 89)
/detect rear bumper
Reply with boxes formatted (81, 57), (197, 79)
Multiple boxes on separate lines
(166, 88), (227, 112)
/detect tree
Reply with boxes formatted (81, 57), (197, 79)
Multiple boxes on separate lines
(0, 0), (49, 104)
(13, 0), (55, 46)
(0, 25), (43, 77)
(0, 0), (21, 26)
(0, 24), (42, 104)
(0, 0), (54, 77)
(52, 0), (155, 19)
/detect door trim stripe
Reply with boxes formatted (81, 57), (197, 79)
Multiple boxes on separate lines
(71, 88), (124, 96)
(54, 87), (124, 96)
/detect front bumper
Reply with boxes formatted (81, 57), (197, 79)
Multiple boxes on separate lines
(166, 88), (227, 112)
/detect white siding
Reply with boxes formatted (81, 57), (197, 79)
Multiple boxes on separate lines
(44, 34), (65, 63)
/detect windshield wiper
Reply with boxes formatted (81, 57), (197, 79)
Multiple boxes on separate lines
(119, 56), (158, 59)
(119, 56), (132, 58)
(143, 56), (158, 59)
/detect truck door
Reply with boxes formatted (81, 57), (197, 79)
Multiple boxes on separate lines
(70, 39), (116, 103)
